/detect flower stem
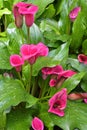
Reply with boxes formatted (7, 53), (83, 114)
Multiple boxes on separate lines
(31, 77), (38, 96)
(39, 96), (51, 102)
(27, 27), (30, 43)
(39, 78), (49, 98)
(17, 72), (22, 81)
(19, 28), (24, 43)
(26, 65), (33, 93)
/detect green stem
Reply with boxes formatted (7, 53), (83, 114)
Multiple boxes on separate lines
(19, 28), (24, 43)
(40, 78), (50, 98)
(39, 96), (51, 102)
(31, 77), (38, 96)
(4, 15), (7, 31)
(26, 65), (33, 93)
(27, 27), (30, 43)
(17, 72), (22, 81)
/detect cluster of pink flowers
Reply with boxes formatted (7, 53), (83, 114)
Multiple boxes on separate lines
(31, 88), (67, 130)
(10, 42), (49, 72)
(42, 65), (76, 87)
(13, 2), (38, 28)
(69, 6), (81, 21)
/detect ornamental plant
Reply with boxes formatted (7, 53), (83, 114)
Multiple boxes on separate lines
(1, 0), (87, 130)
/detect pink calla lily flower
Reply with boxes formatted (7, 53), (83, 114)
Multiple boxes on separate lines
(69, 7), (81, 21)
(20, 43), (49, 65)
(32, 117), (44, 130)
(19, 5), (38, 27)
(10, 54), (24, 72)
(48, 88), (67, 116)
(42, 65), (76, 87)
(13, 2), (38, 27)
(13, 2), (30, 28)
(42, 65), (63, 80)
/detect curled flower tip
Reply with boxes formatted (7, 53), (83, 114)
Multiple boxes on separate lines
(32, 117), (44, 130)
(78, 54), (87, 64)
(48, 88), (67, 117)
(10, 54), (24, 72)
(58, 70), (77, 78)
(69, 7), (81, 21)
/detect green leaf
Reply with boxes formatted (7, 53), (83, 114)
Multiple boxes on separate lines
(67, 58), (87, 72)
(0, 8), (11, 18)
(57, 0), (71, 34)
(0, 78), (27, 112)
(0, 0), (3, 9)
(25, 94), (38, 108)
(49, 42), (70, 67)
(82, 39), (87, 55)
(0, 37), (9, 47)
(6, 108), (32, 130)
(6, 23), (23, 54)
(70, 7), (87, 51)
(30, 23), (44, 44)
(81, 72), (87, 92)
(0, 112), (6, 129)
(39, 101), (87, 130)
(61, 72), (86, 93)
(40, 19), (60, 35)
(27, 0), (55, 18)
(32, 57), (59, 76)
(0, 47), (11, 70)
(40, 4), (55, 18)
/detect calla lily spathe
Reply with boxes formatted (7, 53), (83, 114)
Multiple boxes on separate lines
(48, 88), (67, 116)
(20, 42), (49, 65)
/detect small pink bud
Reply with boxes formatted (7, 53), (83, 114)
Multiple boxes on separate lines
(84, 99), (87, 104)
(78, 54), (87, 64)
(32, 117), (44, 130)
(69, 7), (81, 21)
(49, 79), (57, 87)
